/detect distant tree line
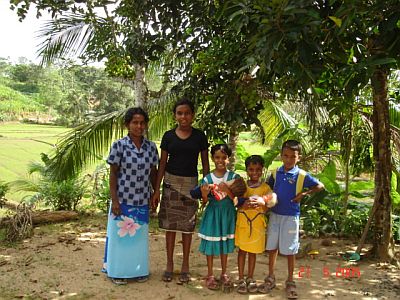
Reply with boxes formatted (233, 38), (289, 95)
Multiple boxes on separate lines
(0, 57), (134, 126)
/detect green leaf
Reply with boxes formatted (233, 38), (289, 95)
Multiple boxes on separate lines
(328, 16), (342, 27)
(365, 57), (397, 66)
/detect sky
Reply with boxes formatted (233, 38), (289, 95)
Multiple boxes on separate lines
(0, 1), (50, 63)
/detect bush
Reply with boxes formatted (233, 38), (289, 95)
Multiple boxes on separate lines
(0, 180), (9, 207)
(92, 176), (110, 213)
(40, 178), (87, 210)
(21, 177), (87, 211)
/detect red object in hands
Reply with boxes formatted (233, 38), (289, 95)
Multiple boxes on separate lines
(210, 184), (227, 201)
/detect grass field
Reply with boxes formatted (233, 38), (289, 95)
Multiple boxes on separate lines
(0, 123), (273, 203)
(0, 122), (69, 202)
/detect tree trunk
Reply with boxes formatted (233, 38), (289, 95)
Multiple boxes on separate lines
(134, 63), (147, 109)
(227, 126), (239, 171)
(371, 67), (393, 261)
(342, 106), (353, 216)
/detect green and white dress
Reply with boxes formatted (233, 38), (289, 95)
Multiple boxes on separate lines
(198, 170), (239, 256)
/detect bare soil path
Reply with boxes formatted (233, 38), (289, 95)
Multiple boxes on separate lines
(0, 214), (399, 300)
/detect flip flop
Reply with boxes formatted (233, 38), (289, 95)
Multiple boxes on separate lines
(177, 272), (191, 284)
(111, 278), (127, 285)
(134, 276), (149, 283)
(162, 271), (173, 282)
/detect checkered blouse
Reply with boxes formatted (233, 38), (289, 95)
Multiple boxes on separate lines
(107, 136), (159, 206)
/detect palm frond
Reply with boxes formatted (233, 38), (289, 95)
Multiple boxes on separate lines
(10, 178), (41, 193)
(258, 100), (298, 144)
(26, 162), (47, 175)
(147, 91), (177, 141)
(47, 109), (127, 181)
(36, 14), (98, 65)
(389, 100), (400, 129)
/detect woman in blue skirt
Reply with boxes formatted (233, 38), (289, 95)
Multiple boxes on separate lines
(103, 107), (159, 285)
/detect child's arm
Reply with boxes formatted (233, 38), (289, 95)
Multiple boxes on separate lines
(292, 182), (324, 203)
(200, 184), (211, 205)
(218, 182), (235, 200)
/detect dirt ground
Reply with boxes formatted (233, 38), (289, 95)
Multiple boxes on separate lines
(0, 214), (399, 300)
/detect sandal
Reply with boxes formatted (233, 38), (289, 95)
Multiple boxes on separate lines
(162, 271), (173, 282)
(257, 275), (276, 293)
(177, 272), (191, 284)
(286, 280), (298, 299)
(220, 273), (234, 293)
(206, 275), (219, 290)
(246, 278), (258, 293)
(111, 278), (127, 285)
(236, 279), (247, 294)
(134, 276), (149, 283)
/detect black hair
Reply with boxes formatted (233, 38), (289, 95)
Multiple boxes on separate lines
(281, 140), (302, 154)
(245, 155), (264, 169)
(124, 107), (149, 125)
(173, 98), (195, 114)
(210, 144), (232, 157)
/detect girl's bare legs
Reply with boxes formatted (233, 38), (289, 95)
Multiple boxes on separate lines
(165, 231), (176, 272)
(207, 255), (214, 276)
(220, 253), (228, 275)
(237, 249), (247, 279)
(181, 233), (192, 273)
(248, 253), (256, 278)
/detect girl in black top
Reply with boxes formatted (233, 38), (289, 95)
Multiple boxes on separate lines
(151, 99), (209, 284)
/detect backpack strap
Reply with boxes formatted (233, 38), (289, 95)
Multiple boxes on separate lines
(296, 169), (307, 195)
(271, 168), (306, 195)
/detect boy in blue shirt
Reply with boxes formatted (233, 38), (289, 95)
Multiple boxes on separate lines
(259, 140), (324, 299)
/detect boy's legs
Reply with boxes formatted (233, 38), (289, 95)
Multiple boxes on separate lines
(278, 215), (299, 299)
(268, 249), (278, 277)
(258, 212), (279, 293)
(266, 212), (280, 279)
(287, 254), (295, 282)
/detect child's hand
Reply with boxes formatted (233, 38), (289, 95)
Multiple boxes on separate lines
(150, 192), (160, 211)
(292, 192), (306, 203)
(242, 198), (252, 209)
(248, 196), (265, 209)
(263, 192), (277, 208)
(217, 182), (230, 193)
(200, 184), (210, 204)
(111, 201), (122, 216)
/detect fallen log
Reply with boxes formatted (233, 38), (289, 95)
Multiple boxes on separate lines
(0, 199), (19, 210)
(0, 210), (79, 227)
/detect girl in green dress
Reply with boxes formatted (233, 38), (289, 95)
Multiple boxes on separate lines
(198, 144), (240, 291)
